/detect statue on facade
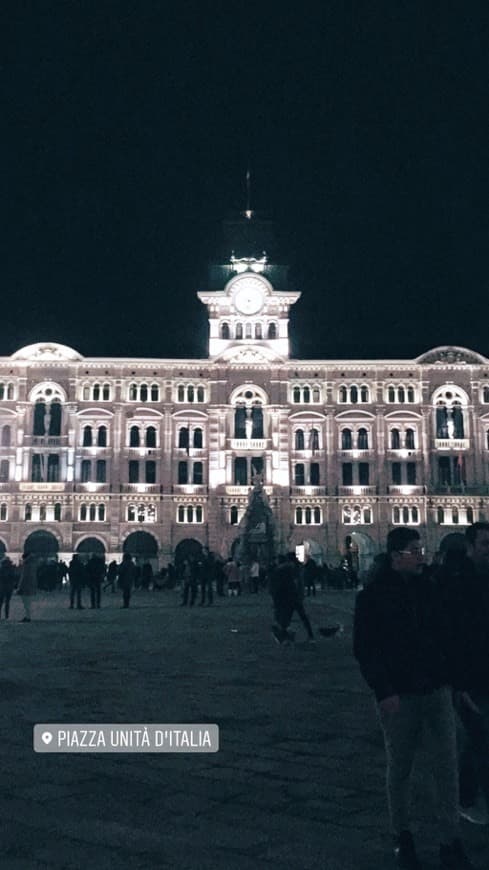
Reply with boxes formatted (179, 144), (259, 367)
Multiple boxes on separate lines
(245, 408), (253, 440)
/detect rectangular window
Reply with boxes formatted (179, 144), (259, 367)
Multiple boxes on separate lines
(129, 460), (139, 483)
(310, 463), (320, 485)
(359, 463), (369, 486)
(406, 462), (416, 485)
(342, 463), (352, 486)
(178, 461), (188, 484)
(0, 460), (9, 483)
(96, 460), (106, 483)
(234, 458), (247, 486)
(145, 460), (156, 484)
(294, 463), (305, 486)
(47, 454), (59, 482)
(392, 462), (402, 485)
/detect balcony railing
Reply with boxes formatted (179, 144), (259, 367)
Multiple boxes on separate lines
(225, 485), (273, 496)
(27, 436), (69, 447)
(19, 482), (70, 492)
(120, 483), (162, 494)
(172, 484), (207, 495)
(290, 486), (325, 496)
(338, 485), (377, 496)
(388, 485), (425, 495)
(434, 439), (469, 450)
(230, 438), (267, 450)
(429, 485), (488, 496)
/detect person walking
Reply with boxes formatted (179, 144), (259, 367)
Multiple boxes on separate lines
(118, 552), (136, 608)
(68, 554), (86, 609)
(180, 558), (197, 606)
(270, 553), (315, 644)
(303, 555), (318, 596)
(17, 551), (38, 622)
(0, 556), (16, 619)
(198, 550), (213, 606)
(353, 527), (474, 870)
(104, 560), (118, 593)
(224, 557), (241, 596)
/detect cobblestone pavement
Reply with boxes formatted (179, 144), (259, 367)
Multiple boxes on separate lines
(0, 588), (487, 870)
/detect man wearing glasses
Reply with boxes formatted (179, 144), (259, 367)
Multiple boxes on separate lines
(354, 527), (474, 869)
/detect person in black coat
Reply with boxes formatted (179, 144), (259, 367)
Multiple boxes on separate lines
(0, 556), (16, 619)
(353, 526), (474, 870)
(68, 554), (86, 610)
(270, 553), (315, 644)
(118, 553), (137, 608)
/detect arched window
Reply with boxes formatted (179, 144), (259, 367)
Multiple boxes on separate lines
(197, 386), (205, 402)
(303, 387), (310, 403)
(230, 505), (238, 525)
(178, 461), (188, 484)
(350, 385), (358, 404)
(310, 428), (320, 451)
(98, 426), (107, 447)
(89, 504), (96, 521)
(388, 386), (395, 403)
(146, 427), (156, 448)
(405, 428), (415, 449)
(361, 385), (369, 402)
(102, 384), (110, 400)
(193, 428), (203, 448)
(255, 323), (262, 339)
(402, 506), (409, 524)
(484, 387), (489, 403)
(364, 508), (372, 524)
(145, 460), (156, 483)
(187, 506), (194, 523)
(407, 386), (415, 403)
(80, 504), (87, 521)
(93, 384), (100, 401)
(245, 323), (252, 339)
(81, 459), (91, 482)
(295, 507), (303, 524)
(467, 506), (474, 524)
(31, 455), (42, 482)
(130, 426), (140, 447)
(140, 384), (148, 402)
(129, 384), (138, 401)
(177, 385), (185, 402)
(221, 323), (230, 339)
(310, 463), (320, 485)
(293, 387), (301, 403)
(339, 386), (347, 403)
(25, 503), (32, 521)
(188, 386), (194, 403)
(314, 507), (321, 524)
(1, 425), (11, 447)
(235, 323), (243, 340)
(33, 401), (46, 435)
(151, 384), (159, 402)
(452, 507), (459, 524)
(196, 506), (203, 523)
(412, 507), (419, 523)
(0, 460), (9, 482)
(83, 385), (90, 400)
(312, 386), (320, 403)
(398, 386), (405, 403)
(341, 429), (352, 450)
(393, 506), (400, 524)
(437, 506), (444, 524)
(305, 507), (312, 524)
(357, 428), (368, 450)
(83, 425), (92, 446)
(127, 504), (136, 522)
(391, 429), (401, 449)
(98, 504), (105, 521)
(178, 427), (189, 450)
(0, 503), (7, 521)
(54, 503), (61, 521)
(234, 406), (246, 438)
(251, 404), (263, 437)
(295, 429), (305, 450)
(96, 460), (106, 482)
(178, 505), (185, 522)
(268, 322), (277, 339)
(39, 504), (46, 522)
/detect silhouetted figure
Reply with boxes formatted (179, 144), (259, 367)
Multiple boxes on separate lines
(270, 553), (314, 644)
(104, 560), (118, 593)
(180, 558), (197, 606)
(86, 555), (105, 608)
(18, 552), (38, 622)
(118, 553), (137, 608)
(0, 556), (16, 619)
(303, 556), (318, 596)
(141, 561), (153, 590)
(68, 554), (86, 609)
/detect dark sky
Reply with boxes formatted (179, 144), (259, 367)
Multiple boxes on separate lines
(2, 3), (488, 361)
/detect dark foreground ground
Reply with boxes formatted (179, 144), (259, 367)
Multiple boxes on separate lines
(0, 587), (487, 870)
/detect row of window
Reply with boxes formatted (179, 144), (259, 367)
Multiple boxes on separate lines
(221, 322), (277, 340)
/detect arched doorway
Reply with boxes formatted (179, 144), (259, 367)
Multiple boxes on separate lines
(174, 538), (203, 568)
(347, 531), (376, 579)
(76, 537), (106, 560)
(24, 530), (59, 558)
(23, 530), (59, 590)
(298, 539), (324, 565)
(123, 531), (158, 565)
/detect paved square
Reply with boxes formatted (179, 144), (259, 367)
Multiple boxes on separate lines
(0, 588), (487, 869)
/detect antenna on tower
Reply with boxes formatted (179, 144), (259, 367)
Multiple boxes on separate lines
(244, 167), (253, 219)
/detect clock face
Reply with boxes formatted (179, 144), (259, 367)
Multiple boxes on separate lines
(232, 277), (265, 315)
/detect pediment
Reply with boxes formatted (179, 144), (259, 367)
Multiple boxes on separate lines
(220, 346), (284, 366)
(335, 410), (376, 421)
(384, 410), (423, 421)
(416, 345), (487, 365)
(289, 411), (327, 421)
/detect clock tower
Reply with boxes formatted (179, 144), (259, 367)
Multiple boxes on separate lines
(197, 212), (300, 361)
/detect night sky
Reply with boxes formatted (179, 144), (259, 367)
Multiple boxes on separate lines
(2, 4), (488, 362)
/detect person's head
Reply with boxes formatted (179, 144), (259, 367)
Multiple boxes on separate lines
(123, 552), (133, 563)
(465, 522), (489, 570)
(387, 527), (424, 577)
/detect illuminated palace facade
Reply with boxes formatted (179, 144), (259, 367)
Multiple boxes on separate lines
(1, 220), (489, 572)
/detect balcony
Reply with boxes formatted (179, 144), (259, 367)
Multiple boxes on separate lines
(388, 485), (425, 496)
(339, 450), (371, 459)
(73, 483), (111, 494)
(338, 486), (377, 497)
(230, 438), (267, 450)
(434, 439), (469, 450)
(19, 482), (71, 492)
(429, 485), (489, 496)
(225, 485), (273, 496)
(290, 486), (326, 496)
(121, 483), (162, 494)
(172, 484), (207, 495)
(27, 436), (69, 447)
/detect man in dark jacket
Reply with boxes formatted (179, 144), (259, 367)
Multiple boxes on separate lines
(353, 527), (474, 870)
(270, 553), (315, 644)
(439, 522), (489, 825)
(68, 554), (86, 610)
(118, 552), (137, 608)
